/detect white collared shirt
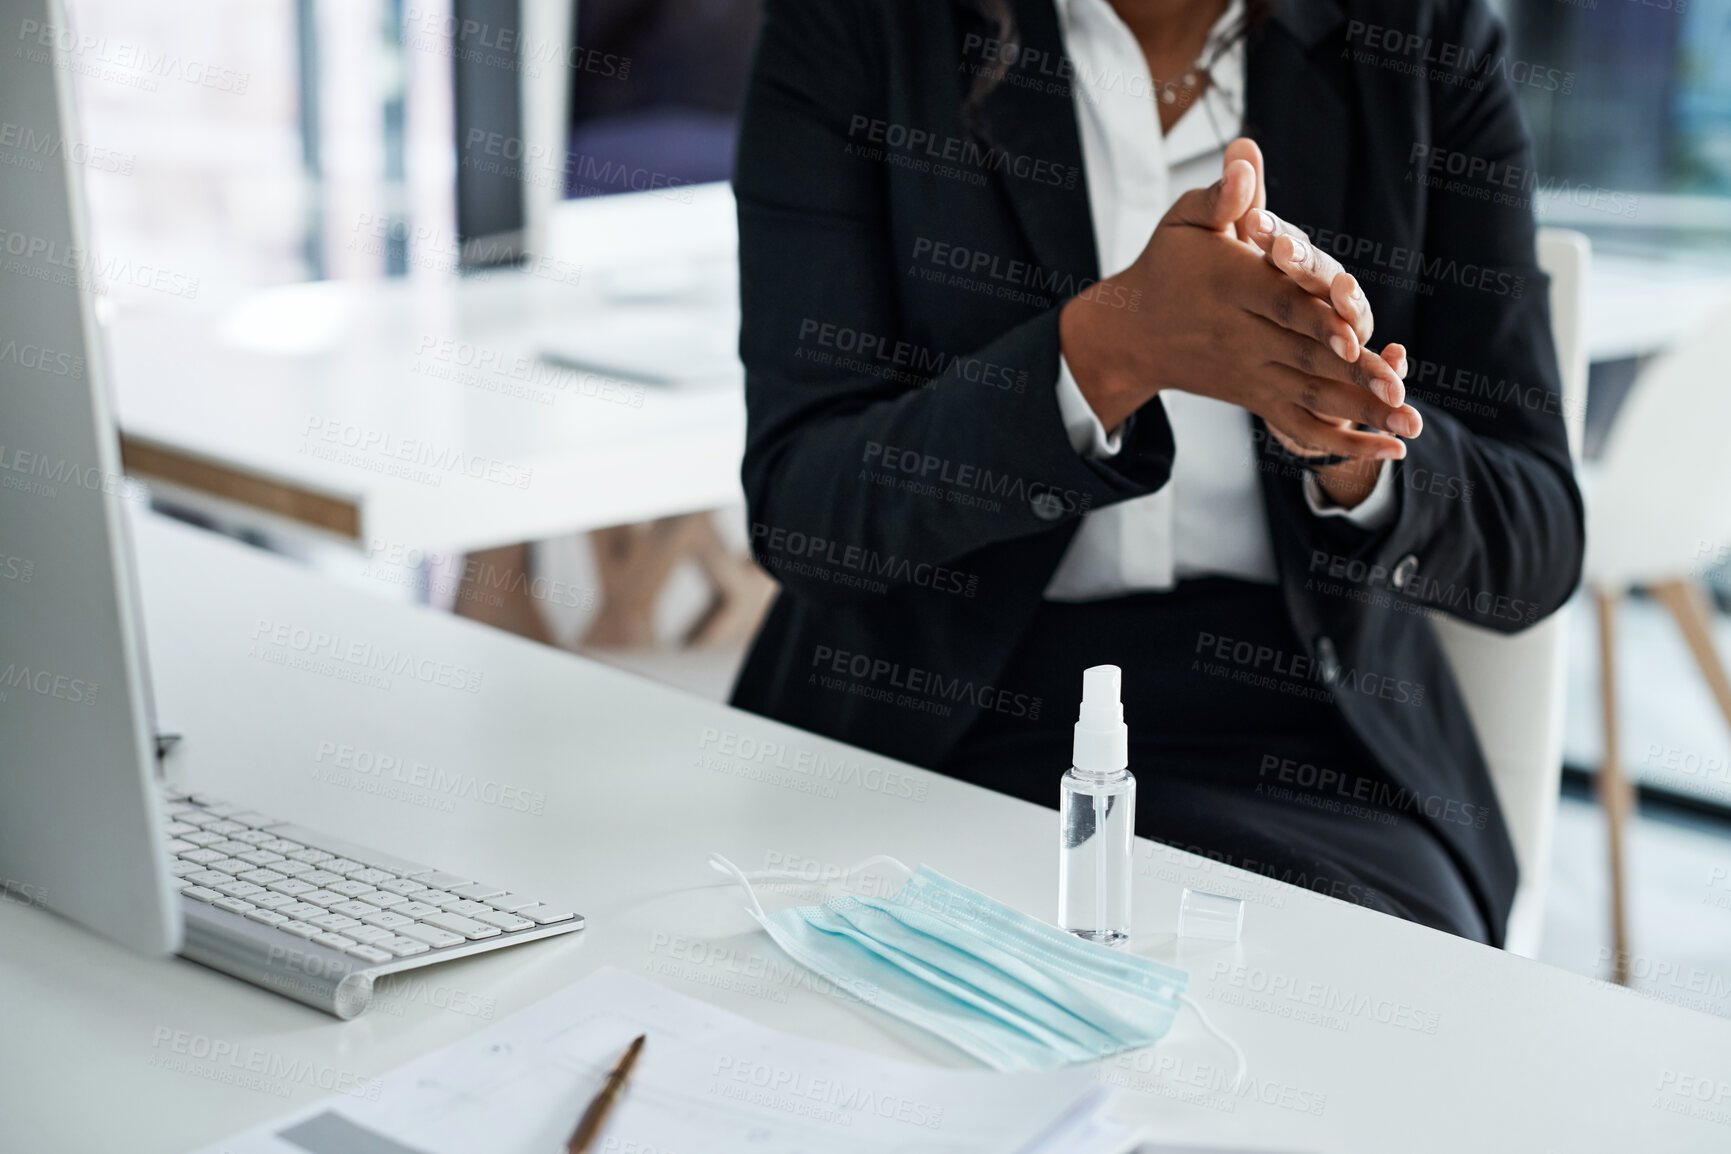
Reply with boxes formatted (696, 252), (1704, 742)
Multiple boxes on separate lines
(1045, 0), (1393, 601)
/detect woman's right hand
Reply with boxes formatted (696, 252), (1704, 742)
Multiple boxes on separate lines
(1058, 154), (1419, 460)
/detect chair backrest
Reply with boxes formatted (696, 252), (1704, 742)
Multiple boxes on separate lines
(1430, 228), (1589, 957)
(1585, 295), (1731, 590)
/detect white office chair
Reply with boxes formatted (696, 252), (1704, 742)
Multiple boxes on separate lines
(1582, 295), (1731, 983)
(1431, 228), (1590, 958)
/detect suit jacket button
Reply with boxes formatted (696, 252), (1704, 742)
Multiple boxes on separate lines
(1031, 492), (1065, 521)
(1391, 554), (1419, 590)
(1315, 636), (1340, 686)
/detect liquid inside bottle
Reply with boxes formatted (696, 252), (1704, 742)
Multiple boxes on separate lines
(1059, 765), (1135, 946)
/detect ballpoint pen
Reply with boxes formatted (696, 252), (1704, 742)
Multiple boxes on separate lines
(565, 1033), (647, 1154)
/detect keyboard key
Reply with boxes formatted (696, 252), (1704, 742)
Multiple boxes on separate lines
(357, 891), (406, 909)
(395, 923), (465, 949)
(360, 911), (414, 930)
(163, 820), (198, 837)
(345, 925), (394, 944)
(378, 878), (427, 897)
(205, 821), (247, 836)
(239, 869), (287, 886)
(166, 800), (199, 814)
(286, 848), (334, 865)
(250, 893), (297, 910)
(181, 831), (223, 847)
(165, 840), (196, 856)
(473, 910), (533, 933)
(345, 945), (393, 964)
(393, 901), (441, 919)
(180, 848), (224, 865)
(324, 858), (365, 875)
(416, 890), (462, 909)
(279, 902), (325, 920)
(421, 912), (501, 940)
(450, 882), (507, 901)
(517, 905), (578, 926)
(228, 811), (277, 828)
(209, 859), (254, 876)
(301, 870), (345, 887)
(327, 880), (375, 898)
(301, 890), (349, 909)
(347, 867), (395, 885)
(187, 870), (232, 888)
(180, 886), (221, 903)
(310, 914), (362, 932)
(266, 879), (317, 897)
(169, 860), (204, 878)
(380, 937), (431, 958)
(213, 897), (256, 915)
(231, 830), (275, 846)
(209, 841), (256, 857)
(238, 850), (286, 866)
(215, 881), (266, 899)
(201, 802), (247, 818)
(331, 902), (377, 919)
(274, 860), (315, 877)
(177, 811), (220, 827)
(260, 839), (304, 854)
(263, 824), (436, 879)
(444, 901), (495, 918)
(484, 893), (541, 913)
(278, 922), (319, 939)
(417, 871), (472, 889)
(312, 933), (357, 950)
(245, 909), (290, 927)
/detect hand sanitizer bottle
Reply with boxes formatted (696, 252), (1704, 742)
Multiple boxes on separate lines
(1059, 665), (1134, 946)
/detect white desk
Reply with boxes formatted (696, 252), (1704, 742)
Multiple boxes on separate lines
(5, 513), (1728, 1154)
(1582, 253), (1731, 366)
(109, 273), (745, 553)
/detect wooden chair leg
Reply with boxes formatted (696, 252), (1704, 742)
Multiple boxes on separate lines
(1595, 587), (1634, 986)
(1650, 579), (1731, 736)
(582, 515), (712, 649)
(680, 516), (778, 648)
(452, 542), (553, 646)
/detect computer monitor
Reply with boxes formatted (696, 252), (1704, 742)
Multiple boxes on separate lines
(0, 0), (180, 955)
(562, 0), (763, 200)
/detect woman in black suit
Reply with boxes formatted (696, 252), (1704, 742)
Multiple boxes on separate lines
(727, 0), (1583, 946)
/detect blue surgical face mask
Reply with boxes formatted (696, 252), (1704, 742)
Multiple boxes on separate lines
(709, 854), (1195, 1073)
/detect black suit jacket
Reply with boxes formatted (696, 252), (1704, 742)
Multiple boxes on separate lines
(727, 0), (1584, 944)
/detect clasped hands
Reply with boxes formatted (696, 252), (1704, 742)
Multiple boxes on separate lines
(1059, 137), (1419, 509)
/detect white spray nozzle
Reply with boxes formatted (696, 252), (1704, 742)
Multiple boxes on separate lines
(1073, 664), (1128, 774)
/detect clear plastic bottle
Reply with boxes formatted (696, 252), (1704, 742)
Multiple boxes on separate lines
(1058, 665), (1135, 946)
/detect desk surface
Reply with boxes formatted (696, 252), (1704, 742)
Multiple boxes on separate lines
(109, 274), (746, 553)
(4, 512), (1728, 1154)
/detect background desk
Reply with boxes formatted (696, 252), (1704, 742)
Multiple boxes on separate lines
(2, 511), (1727, 1152)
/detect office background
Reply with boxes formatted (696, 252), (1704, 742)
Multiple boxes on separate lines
(54, 0), (1731, 1018)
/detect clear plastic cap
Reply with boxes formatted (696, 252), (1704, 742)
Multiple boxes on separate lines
(1072, 665), (1128, 774)
(1178, 888), (1245, 942)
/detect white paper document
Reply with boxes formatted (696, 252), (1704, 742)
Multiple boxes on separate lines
(196, 966), (1139, 1154)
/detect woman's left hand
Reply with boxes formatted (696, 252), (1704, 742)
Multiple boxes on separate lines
(1221, 152), (1421, 508)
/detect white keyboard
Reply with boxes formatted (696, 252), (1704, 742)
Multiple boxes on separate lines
(163, 788), (581, 973)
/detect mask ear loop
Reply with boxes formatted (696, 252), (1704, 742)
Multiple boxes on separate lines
(708, 853), (769, 919)
(1178, 993), (1247, 1094)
